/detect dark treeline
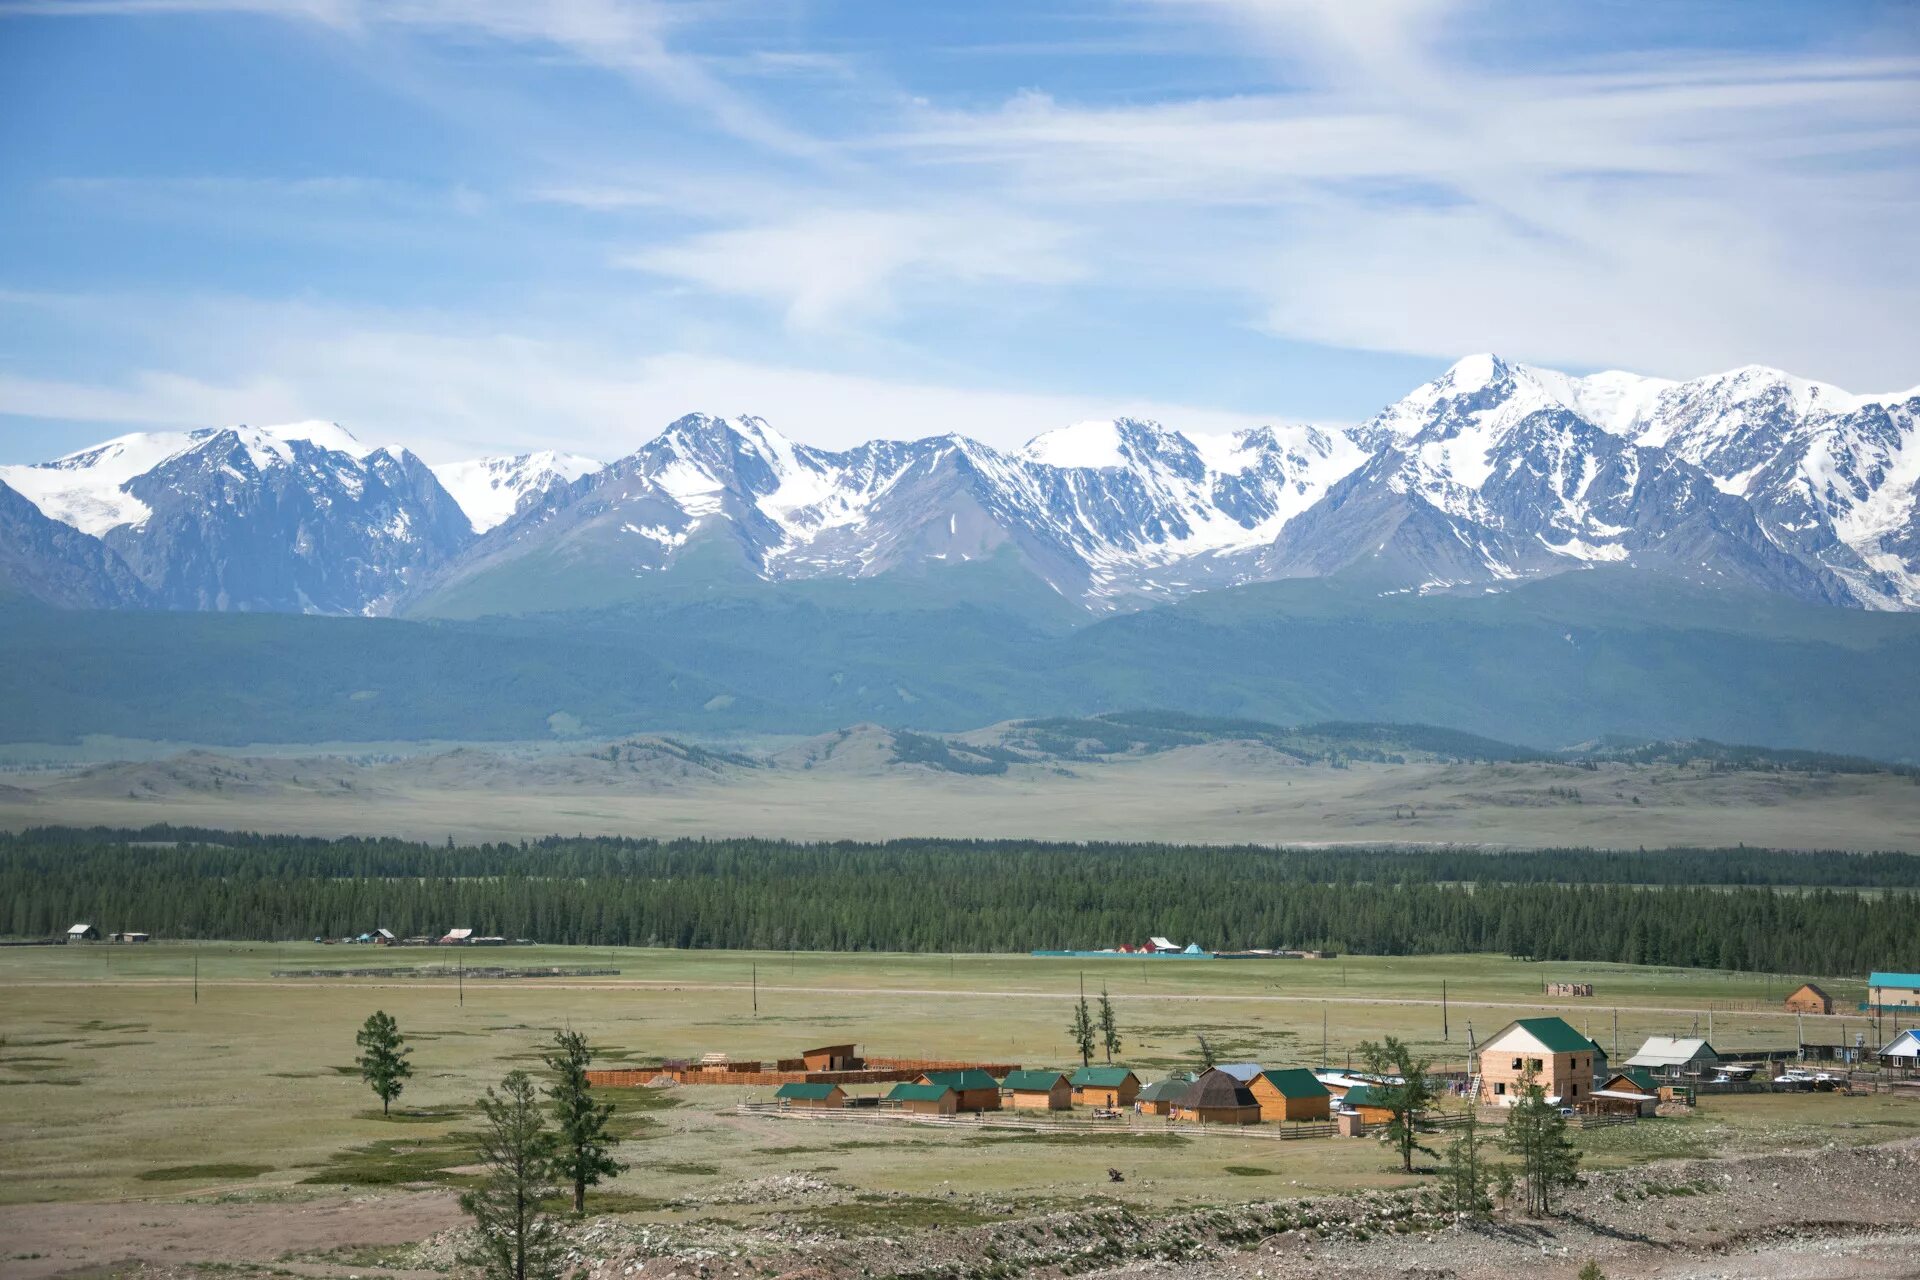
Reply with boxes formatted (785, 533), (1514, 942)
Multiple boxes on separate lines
(3, 827), (1915, 975)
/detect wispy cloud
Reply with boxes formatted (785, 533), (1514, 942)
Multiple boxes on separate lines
(619, 207), (1084, 329)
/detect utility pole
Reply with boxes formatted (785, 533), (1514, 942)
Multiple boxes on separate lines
(1321, 1004), (1328, 1069)
(192, 950), (199, 1005)
(458, 953), (464, 1007)
(1613, 1008), (1619, 1060)
(752, 963), (758, 1015)
(1442, 980), (1449, 1042)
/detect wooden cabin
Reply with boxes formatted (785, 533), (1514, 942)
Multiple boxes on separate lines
(918, 1069), (1002, 1112)
(1000, 1069), (1072, 1111)
(66, 924), (99, 943)
(801, 1043), (863, 1071)
(1624, 1036), (1720, 1082)
(1133, 1077), (1188, 1116)
(1588, 1069), (1659, 1116)
(1784, 983), (1834, 1015)
(887, 1082), (958, 1115)
(1070, 1066), (1141, 1108)
(774, 1082), (847, 1109)
(1337, 1085), (1400, 1125)
(1172, 1069), (1261, 1125)
(1248, 1068), (1332, 1122)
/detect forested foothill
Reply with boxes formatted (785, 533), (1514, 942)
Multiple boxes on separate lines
(5, 826), (1914, 975)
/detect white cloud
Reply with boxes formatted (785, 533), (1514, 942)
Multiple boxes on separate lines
(0, 294), (1272, 462)
(619, 208), (1084, 329)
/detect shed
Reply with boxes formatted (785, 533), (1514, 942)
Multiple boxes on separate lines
(1173, 1068), (1261, 1124)
(1784, 983), (1833, 1015)
(374, 928), (396, 944)
(1869, 972), (1920, 1010)
(1133, 1077), (1190, 1116)
(774, 1082), (847, 1109)
(887, 1082), (958, 1115)
(66, 924), (100, 943)
(1624, 1036), (1721, 1080)
(918, 1069), (1002, 1112)
(109, 931), (149, 943)
(439, 927), (474, 945)
(1000, 1069), (1073, 1111)
(1070, 1065), (1141, 1108)
(1249, 1068), (1332, 1122)
(1337, 1085), (1401, 1125)
(801, 1043), (863, 1071)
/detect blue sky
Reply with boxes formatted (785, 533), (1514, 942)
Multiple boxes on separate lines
(1, 0), (1916, 465)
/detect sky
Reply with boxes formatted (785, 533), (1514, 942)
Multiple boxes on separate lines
(0, 0), (1916, 465)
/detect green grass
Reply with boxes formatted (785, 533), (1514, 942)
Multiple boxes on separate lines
(138, 1163), (276, 1183)
(296, 1135), (475, 1187)
(791, 1195), (1005, 1233)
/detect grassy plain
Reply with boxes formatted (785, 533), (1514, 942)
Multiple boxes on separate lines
(3, 943), (1911, 1220)
(6, 752), (1920, 849)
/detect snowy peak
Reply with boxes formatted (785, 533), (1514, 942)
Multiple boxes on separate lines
(433, 450), (602, 534)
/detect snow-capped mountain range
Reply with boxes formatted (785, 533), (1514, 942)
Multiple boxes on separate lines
(2, 354), (1916, 616)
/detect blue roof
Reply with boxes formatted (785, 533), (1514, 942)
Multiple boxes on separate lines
(1870, 972), (1920, 988)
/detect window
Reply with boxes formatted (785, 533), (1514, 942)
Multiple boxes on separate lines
(1527, 1058), (1543, 1072)
(1512, 1057), (1523, 1070)
(1495, 1082), (1506, 1095)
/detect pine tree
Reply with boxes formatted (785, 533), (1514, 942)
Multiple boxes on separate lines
(461, 1070), (562, 1280)
(1435, 1106), (1492, 1218)
(355, 1010), (412, 1116)
(1356, 1036), (1439, 1172)
(1499, 1069), (1583, 1215)
(1096, 986), (1121, 1063)
(1070, 997), (1096, 1067)
(544, 1029), (624, 1215)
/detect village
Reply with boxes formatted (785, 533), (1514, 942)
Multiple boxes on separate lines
(577, 970), (1920, 1139)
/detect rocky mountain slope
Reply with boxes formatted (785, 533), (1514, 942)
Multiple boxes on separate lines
(5, 355), (1916, 615)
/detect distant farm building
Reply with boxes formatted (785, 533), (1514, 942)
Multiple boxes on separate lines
(1624, 1036), (1721, 1081)
(1172, 1068), (1261, 1124)
(1133, 1077), (1188, 1116)
(1000, 1070), (1072, 1110)
(438, 928), (474, 945)
(801, 1044), (863, 1071)
(1589, 1068), (1660, 1116)
(109, 931), (149, 943)
(1070, 1066), (1141, 1108)
(774, 1082), (847, 1109)
(1337, 1085), (1400, 1125)
(1869, 972), (1920, 1010)
(1478, 1016), (1605, 1106)
(1879, 1028), (1920, 1072)
(887, 1082), (958, 1115)
(1545, 982), (1594, 998)
(1248, 1068), (1331, 1122)
(66, 924), (100, 943)
(918, 1069), (1002, 1112)
(1784, 983), (1834, 1015)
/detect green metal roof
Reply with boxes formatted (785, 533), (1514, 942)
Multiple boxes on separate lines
(1607, 1068), (1658, 1093)
(1000, 1070), (1069, 1091)
(887, 1082), (954, 1102)
(1507, 1016), (1597, 1054)
(921, 1069), (999, 1091)
(1134, 1079), (1186, 1102)
(1070, 1066), (1139, 1087)
(1257, 1068), (1330, 1099)
(1342, 1085), (1387, 1108)
(774, 1082), (841, 1100)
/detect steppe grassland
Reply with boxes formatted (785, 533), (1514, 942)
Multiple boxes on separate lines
(3, 945), (1911, 1213)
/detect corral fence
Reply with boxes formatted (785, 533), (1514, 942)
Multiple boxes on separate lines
(270, 966), (621, 979)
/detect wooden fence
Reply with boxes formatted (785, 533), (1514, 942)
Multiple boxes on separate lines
(736, 1102), (1341, 1142)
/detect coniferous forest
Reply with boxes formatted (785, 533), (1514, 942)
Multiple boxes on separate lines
(2, 827), (1914, 975)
